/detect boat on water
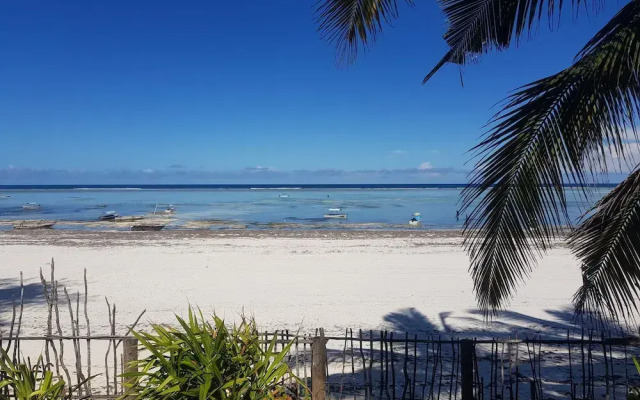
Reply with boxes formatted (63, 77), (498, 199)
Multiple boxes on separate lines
(99, 211), (118, 221)
(131, 224), (164, 231)
(409, 212), (422, 226)
(324, 213), (348, 219)
(278, 194), (289, 198)
(328, 208), (342, 211)
(154, 204), (176, 215)
(22, 203), (41, 210)
(0, 195), (10, 199)
(13, 220), (55, 230)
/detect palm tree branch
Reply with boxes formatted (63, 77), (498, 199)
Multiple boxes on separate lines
(423, 0), (603, 83)
(461, 0), (640, 313)
(569, 166), (640, 320)
(316, 0), (413, 64)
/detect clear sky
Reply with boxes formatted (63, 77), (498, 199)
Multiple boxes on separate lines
(0, 0), (626, 183)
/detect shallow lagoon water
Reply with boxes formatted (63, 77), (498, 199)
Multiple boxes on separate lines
(0, 186), (611, 230)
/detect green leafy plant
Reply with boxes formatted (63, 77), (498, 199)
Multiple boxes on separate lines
(0, 349), (66, 400)
(122, 308), (303, 400)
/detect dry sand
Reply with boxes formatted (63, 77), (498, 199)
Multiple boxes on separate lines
(0, 229), (604, 339)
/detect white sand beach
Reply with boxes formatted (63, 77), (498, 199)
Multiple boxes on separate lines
(0, 230), (595, 338)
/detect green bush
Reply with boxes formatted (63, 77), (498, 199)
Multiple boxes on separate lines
(0, 350), (68, 400)
(123, 308), (303, 400)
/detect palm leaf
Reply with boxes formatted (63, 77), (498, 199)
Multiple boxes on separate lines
(461, 0), (640, 313)
(316, 0), (412, 64)
(423, 0), (601, 83)
(569, 166), (640, 320)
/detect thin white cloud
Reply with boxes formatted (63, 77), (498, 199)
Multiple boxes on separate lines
(418, 162), (433, 170)
(0, 165), (470, 184)
(388, 150), (407, 157)
(245, 165), (277, 173)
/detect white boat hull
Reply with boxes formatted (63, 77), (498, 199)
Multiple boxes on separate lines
(324, 214), (347, 219)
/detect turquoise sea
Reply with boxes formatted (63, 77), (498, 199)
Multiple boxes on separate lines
(0, 184), (613, 230)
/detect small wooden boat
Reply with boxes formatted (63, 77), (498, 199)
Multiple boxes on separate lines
(324, 213), (348, 219)
(99, 211), (118, 221)
(131, 224), (164, 231)
(22, 203), (41, 210)
(13, 220), (55, 229)
(115, 215), (145, 222)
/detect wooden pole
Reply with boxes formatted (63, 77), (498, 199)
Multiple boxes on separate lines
(122, 338), (139, 400)
(312, 331), (328, 400)
(460, 339), (475, 400)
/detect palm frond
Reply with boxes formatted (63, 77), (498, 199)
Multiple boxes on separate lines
(569, 166), (640, 321)
(423, 0), (600, 83)
(316, 0), (412, 64)
(461, 0), (640, 314)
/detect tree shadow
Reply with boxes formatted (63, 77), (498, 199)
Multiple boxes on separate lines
(0, 278), (47, 329)
(322, 307), (634, 399)
(383, 307), (439, 334)
(441, 308), (631, 339)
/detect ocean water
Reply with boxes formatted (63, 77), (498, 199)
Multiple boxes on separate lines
(0, 185), (613, 230)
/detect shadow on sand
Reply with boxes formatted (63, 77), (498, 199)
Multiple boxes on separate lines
(0, 278), (48, 329)
(322, 307), (636, 399)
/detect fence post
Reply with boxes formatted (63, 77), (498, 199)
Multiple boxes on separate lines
(122, 338), (139, 400)
(460, 339), (475, 400)
(311, 330), (328, 400)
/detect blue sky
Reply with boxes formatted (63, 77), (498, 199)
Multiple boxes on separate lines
(0, 0), (625, 183)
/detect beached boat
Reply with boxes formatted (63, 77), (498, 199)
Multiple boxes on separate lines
(324, 213), (348, 219)
(22, 203), (41, 210)
(13, 220), (55, 229)
(115, 215), (145, 222)
(409, 212), (422, 226)
(131, 224), (164, 231)
(99, 211), (118, 221)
